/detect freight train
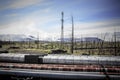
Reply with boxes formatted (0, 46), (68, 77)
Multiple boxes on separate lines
(0, 53), (120, 66)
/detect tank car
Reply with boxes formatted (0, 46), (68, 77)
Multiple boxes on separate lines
(0, 53), (45, 64)
(0, 53), (120, 66)
(41, 54), (120, 66)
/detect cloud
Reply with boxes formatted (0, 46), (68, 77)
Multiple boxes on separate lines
(60, 19), (120, 38)
(0, 16), (119, 40)
(0, 9), (60, 40)
(0, 6), (120, 41)
(0, 18), (50, 40)
(5, 13), (18, 17)
(0, 0), (120, 41)
(75, 19), (120, 30)
(10, 0), (41, 9)
(0, 0), (43, 10)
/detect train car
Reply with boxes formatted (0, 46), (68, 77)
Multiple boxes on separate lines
(0, 53), (120, 66)
(0, 53), (27, 63)
(41, 54), (120, 66)
(0, 53), (46, 64)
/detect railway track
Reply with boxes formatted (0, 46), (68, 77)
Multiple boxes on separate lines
(0, 62), (120, 80)
(0, 62), (120, 74)
(0, 53), (120, 79)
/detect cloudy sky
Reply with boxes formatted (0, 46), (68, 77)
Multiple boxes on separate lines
(0, 0), (120, 40)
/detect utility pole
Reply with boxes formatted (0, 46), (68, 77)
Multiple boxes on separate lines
(61, 12), (64, 49)
(71, 16), (74, 54)
(37, 32), (39, 49)
(114, 32), (117, 56)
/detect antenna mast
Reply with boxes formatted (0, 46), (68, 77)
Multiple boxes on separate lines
(61, 12), (64, 49)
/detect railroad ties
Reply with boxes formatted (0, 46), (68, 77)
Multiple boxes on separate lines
(0, 62), (120, 75)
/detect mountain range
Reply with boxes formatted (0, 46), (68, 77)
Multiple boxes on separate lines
(0, 34), (37, 41)
(0, 32), (119, 42)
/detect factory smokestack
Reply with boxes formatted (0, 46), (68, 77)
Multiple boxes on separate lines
(61, 12), (64, 49)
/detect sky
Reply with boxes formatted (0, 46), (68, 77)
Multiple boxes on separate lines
(0, 0), (120, 40)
